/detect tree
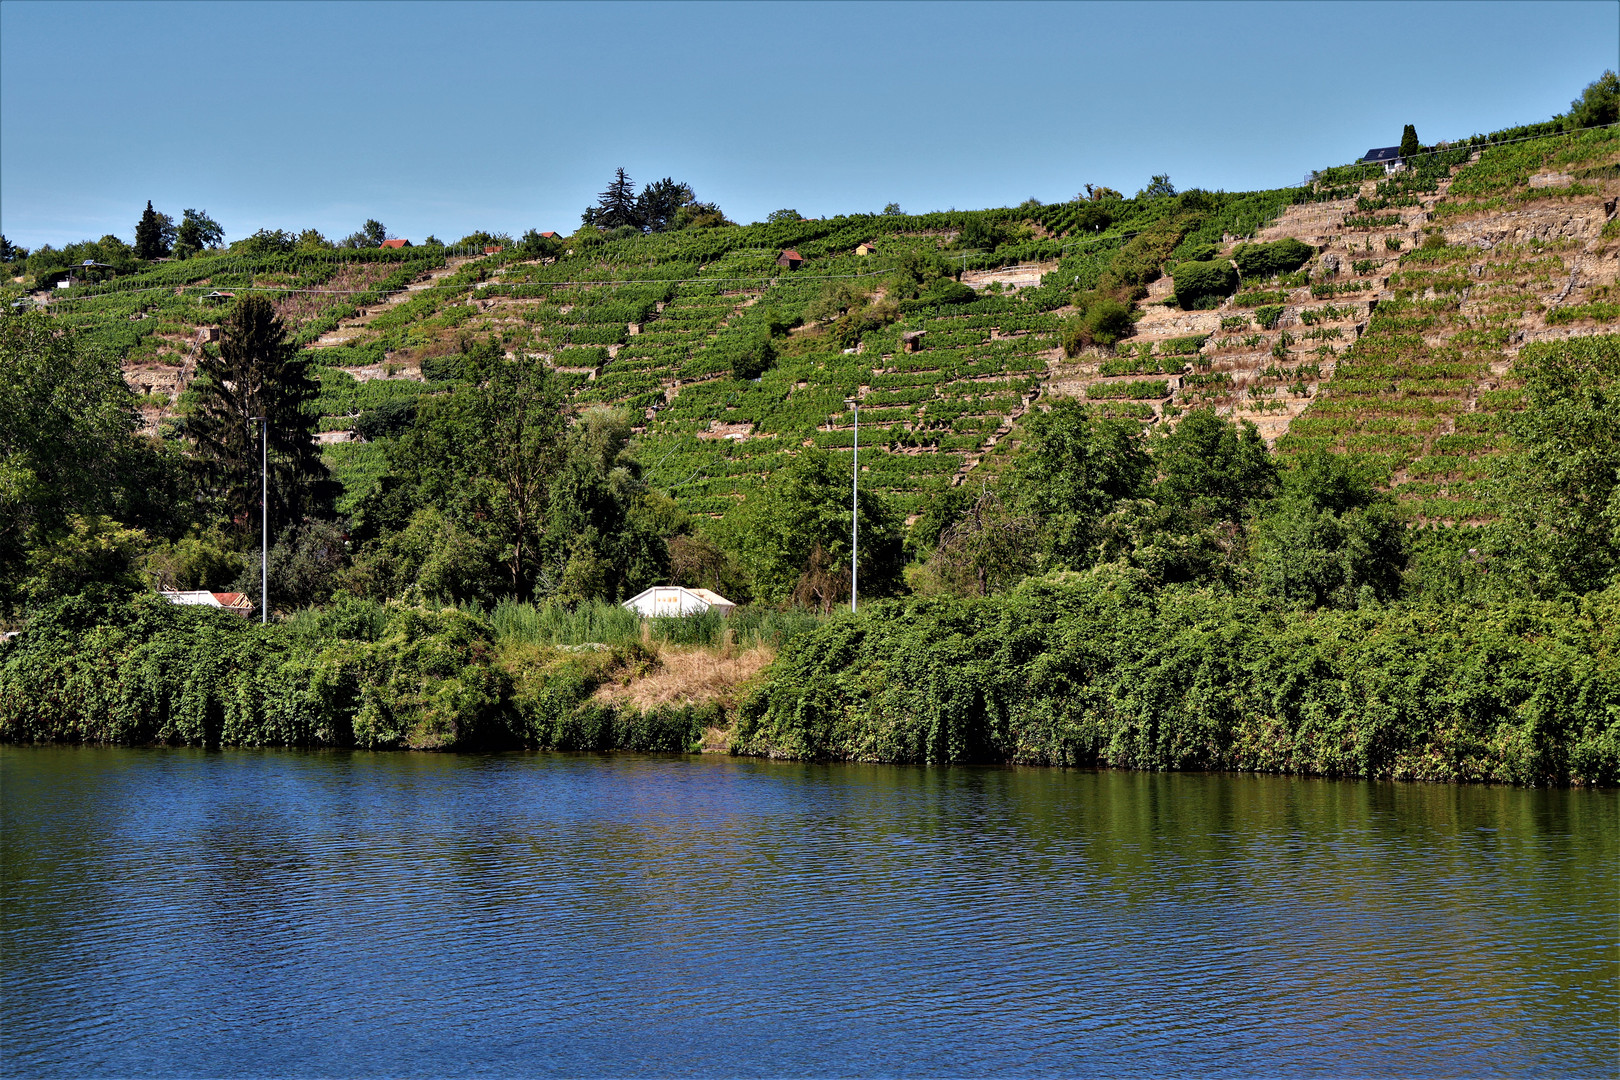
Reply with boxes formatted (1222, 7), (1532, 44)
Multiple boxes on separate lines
(1061, 294), (1134, 353)
(185, 297), (331, 542)
(296, 229), (334, 251)
(1136, 174), (1176, 200)
(586, 168), (640, 230)
(882, 202), (904, 216)
(337, 220), (387, 249)
(636, 177), (695, 232)
(1400, 124), (1420, 158)
(1487, 336), (1620, 596)
(1253, 452), (1405, 608)
(1080, 184), (1122, 201)
(155, 213), (177, 255)
(729, 448), (904, 608)
(1, 313), (146, 613)
(1152, 409), (1277, 525)
(173, 209), (224, 259)
(922, 489), (1038, 596)
(0, 235), (18, 263)
(134, 200), (167, 259)
(1564, 70), (1620, 130)
(519, 229), (562, 259)
(730, 325), (776, 380)
(537, 406), (669, 602)
(767, 208), (801, 223)
(233, 229), (295, 254)
(1009, 401), (1151, 569)
(387, 341), (568, 598)
(956, 217), (1006, 251)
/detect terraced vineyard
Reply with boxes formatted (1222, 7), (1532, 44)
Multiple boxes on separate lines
(17, 125), (1619, 528)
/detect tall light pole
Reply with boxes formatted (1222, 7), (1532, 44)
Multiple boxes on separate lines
(256, 415), (268, 624)
(847, 397), (858, 613)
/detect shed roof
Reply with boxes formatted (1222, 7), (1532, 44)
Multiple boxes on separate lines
(1361, 146), (1402, 163)
(160, 589), (253, 611)
(621, 585), (737, 612)
(379, 238), (411, 249)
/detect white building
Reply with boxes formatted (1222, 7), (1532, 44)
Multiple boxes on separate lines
(159, 590), (254, 617)
(621, 586), (736, 618)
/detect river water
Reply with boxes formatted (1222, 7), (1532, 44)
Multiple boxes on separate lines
(1, 747), (1614, 1078)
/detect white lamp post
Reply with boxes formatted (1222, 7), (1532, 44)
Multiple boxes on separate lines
(846, 397), (858, 613)
(256, 415), (267, 624)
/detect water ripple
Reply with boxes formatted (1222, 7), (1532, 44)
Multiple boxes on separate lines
(2, 748), (1615, 1078)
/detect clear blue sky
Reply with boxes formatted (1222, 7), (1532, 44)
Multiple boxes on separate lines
(2, 0), (1614, 249)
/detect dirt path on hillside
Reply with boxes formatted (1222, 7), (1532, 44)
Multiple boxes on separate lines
(307, 256), (475, 349)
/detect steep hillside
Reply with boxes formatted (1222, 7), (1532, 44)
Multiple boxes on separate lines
(16, 126), (1619, 528)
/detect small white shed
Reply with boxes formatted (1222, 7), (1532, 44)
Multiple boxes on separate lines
(621, 586), (737, 618)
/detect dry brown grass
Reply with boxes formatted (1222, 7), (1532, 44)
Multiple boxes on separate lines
(592, 643), (775, 713)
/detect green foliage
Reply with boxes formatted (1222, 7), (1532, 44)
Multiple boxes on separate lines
(724, 448), (904, 609)
(133, 201), (168, 260)
(733, 573), (1620, 785)
(0, 312), (188, 616)
(1008, 401), (1151, 569)
(1154, 410), (1277, 524)
(1563, 70), (1619, 131)
(1400, 124), (1420, 159)
(1254, 452), (1406, 608)
(185, 296), (333, 536)
(1172, 259), (1237, 310)
(1063, 294), (1135, 354)
(1233, 238), (1314, 279)
(1486, 335), (1620, 596)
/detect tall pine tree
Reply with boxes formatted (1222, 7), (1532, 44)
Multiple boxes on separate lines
(589, 168), (640, 229)
(133, 201), (165, 259)
(185, 297), (333, 536)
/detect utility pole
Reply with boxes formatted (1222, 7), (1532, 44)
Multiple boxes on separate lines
(848, 397), (858, 613)
(257, 415), (268, 624)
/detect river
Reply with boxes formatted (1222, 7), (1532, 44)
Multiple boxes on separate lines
(1, 747), (1614, 1077)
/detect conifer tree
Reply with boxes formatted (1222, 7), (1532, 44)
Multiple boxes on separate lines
(186, 297), (332, 535)
(590, 168), (640, 229)
(133, 201), (164, 259)
(1399, 124), (1420, 159)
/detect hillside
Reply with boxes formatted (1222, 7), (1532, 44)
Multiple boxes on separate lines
(4, 111), (1619, 780)
(12, 126), (1615, 534)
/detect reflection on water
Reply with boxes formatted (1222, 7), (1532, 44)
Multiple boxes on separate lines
(2, 747), (1615, 1077)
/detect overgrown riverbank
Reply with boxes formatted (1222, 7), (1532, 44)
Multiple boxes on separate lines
(736, 573), (1620, 786)
(0, 595), (809, 754)
(4, 580), (1615, 786)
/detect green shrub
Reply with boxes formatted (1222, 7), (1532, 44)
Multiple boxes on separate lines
(1171, 260), (1238, 310)
(1063, 296), (1136, 355)
(1255, 304), (1286, 330)
(1233, 238), (1314, 279)
(732, 576), (1620, 785)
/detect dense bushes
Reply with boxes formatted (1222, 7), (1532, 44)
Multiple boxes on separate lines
(0, 595), (711, 752)
(1062, 295), (1135, 354)
(1171, 259), (1238, 309)
(1234, 238), (1314, 279)
(734, 573), (1620, 785)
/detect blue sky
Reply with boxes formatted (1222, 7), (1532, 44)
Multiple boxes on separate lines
(1, 0), (1614, 249)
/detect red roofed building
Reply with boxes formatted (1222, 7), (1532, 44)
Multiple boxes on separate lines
(160, 590), (255, 617)
(776, 249), (804, 270)
(539, 231), (562, 239)
(379, 238), (411, 249)
(484, 245), (504, 255)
